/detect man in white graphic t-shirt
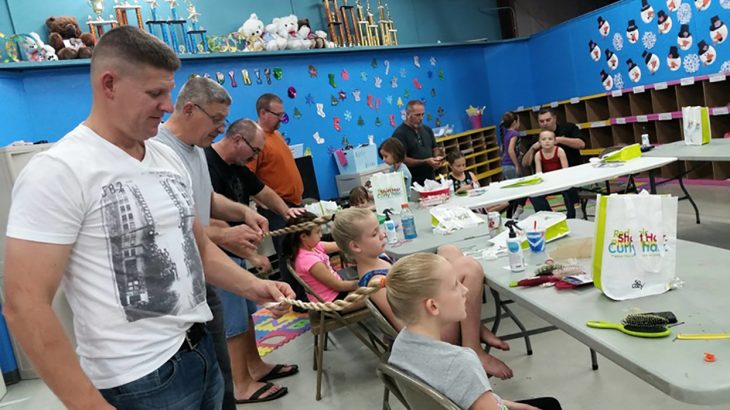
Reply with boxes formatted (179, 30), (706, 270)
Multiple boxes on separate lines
(3, 26), (293, 410)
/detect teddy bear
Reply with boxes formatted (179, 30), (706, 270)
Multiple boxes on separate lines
(238, 13), (265, 52)
(263, 18), (287, 51)
(46, 16), (95, 59)
(298, 18), (334, 49)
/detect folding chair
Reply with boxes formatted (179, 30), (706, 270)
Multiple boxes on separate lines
(285, 262), (388, 400)
(376, 362), (461, 410)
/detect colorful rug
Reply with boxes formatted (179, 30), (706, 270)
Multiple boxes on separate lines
(253, 308), (310, 357)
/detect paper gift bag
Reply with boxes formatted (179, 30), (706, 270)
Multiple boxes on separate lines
(682, 106), (711, 145)
(371, 172), (408, 215)
(592, 191), (678, 300)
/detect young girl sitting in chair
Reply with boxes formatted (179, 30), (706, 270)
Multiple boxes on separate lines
(446, 150), (479, 194)
(386, 253), (562, 410)
(331, 207), (513, 379)
(379, 137), (413, 197)
(531, 130), (575, 219)
(282, 212), (362, 310)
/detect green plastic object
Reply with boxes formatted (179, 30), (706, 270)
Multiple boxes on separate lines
(586, 320), (671, 338)
(501, 176), (543, 188)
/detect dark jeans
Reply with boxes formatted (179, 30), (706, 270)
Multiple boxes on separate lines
(517, 397), (562, 410)
(530, 188), (578, 219)
(100, 333), (224, 409)
(205, 285), (236, 410)
(258, 207), (308, 303)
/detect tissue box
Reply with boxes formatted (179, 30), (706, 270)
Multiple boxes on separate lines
(334, 144), (378, 174)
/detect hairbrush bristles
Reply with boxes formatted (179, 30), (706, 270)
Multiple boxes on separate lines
(534, 263), (564, 276)
(623, 313), (670, 333)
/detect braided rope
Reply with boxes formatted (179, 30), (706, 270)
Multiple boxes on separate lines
(265, 214), (335, 238)
(277, 280), (383, 312)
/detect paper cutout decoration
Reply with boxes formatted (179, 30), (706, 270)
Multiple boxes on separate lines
(371, 58), (378, 68)
(313, 131), (325, 144)
(438, 68), (445, 80)
(667, 0), (679, 12)
(264, 68), (272, 84)
(413, 78), (422, 89)
(426, 113), (432, 121)
(431, 88), (437, 97)
(601, 69), (614, 91)
(695, 0), (711, 11)
(400, 109), (407, 121)
(304, 146), (312, 156)
(294, 107), (302, 119)
(430, 56), (437, 65)
(435, 118), (442, 127)
(684, 53), (700, 73)
(357, 116), (364, 126)
(698, 40), (717, 65)
(396, 97), (404, 107)
(228, 70), (237, 87)
(613, 73), (624, 90)
(287, 86), (297, 98)
(280, 112), (290, 124)
(427, 70), (433, 79)
(678, 3), (692, 24)
(438, 106), (445, 117)
(374, 76), (383, 88)
(404, 88), (410, 98)
(367, 94), (374, 109)
(273, 67), (283, 80)
(640, 0), (655, 23)
(613, 33), (624, 51)
(657, 11), (673, 34)
(605, 50), (619, 70)
(391, 76), (398, 88)
(338, 90), (347, 100)
(305, 93), (315, 105)
(678, 24), (693, 50)
(361, 71), (368, 81)
(331, 95), (339, 106)
(316, 103), (326, 117)
(328, 73), (337, 88)
(353, 89), (362, 102)
(642, 50), (660, 74)
(254, 68), (262, 84)
(627, 58), (642, 82)
(203, 73), (211, 79)
(375, 98), (382, 111)
(400, 68), (407, 78)
(626, 20), (639, 44)
(386, 95), (393, 104)
(642, 31), (656, 49)
(384, 60), (390, 75)
(375, 116), (382, 126)
(241, 69), (252, 85)
(389, 114), (396, 127)
(344, 110), (352, 121)
(215, 72), (225, 84)
(333, 117), (342, 131)
(589, 40), (601, 61)
(308, 65), (318, 77)
(668, 46), (682, 71)
(597, 16), (610, 38)
(710, 16), (727, 44)
(341, 68), (350, 80)
(413, 55), (421, 68)
(342, 136), (350, 147)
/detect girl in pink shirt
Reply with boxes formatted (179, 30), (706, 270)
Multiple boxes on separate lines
(283, 212), (360, 306)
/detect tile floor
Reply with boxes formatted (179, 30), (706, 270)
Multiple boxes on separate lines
(2, 183), (728, 409)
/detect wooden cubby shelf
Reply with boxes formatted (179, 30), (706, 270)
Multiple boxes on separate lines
(435, 126), (502, 186)
(508, 73), (729, 180)
(685, 161), (715, 180)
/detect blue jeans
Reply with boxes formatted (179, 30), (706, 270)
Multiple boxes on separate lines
(99, 333), (224, 409)
(217, 257), (259, 338)
(205, 285), (236, 410)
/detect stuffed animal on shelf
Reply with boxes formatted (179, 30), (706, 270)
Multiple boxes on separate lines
(278, 14), (308, 50)
(238, 13), (265, 52)
(16, 34), (41, 62)
(263, 17), (287, 51)
(28, 32), (57, 61)
(46, 16), (95, 59)
(298, 18), (334, 49)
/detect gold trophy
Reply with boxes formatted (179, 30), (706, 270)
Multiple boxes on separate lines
(86, 0), (119, 42)
(114, 0), (144, 29)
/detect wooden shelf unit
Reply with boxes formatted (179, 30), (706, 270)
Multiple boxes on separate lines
(510, 73), (730, 180)
(435, 126), (502, 186)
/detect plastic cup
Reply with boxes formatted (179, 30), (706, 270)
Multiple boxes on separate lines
(526, 230), (546, 253)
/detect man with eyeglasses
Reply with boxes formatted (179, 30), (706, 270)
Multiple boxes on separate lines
(154, 77), (292, 407)
(392, 100), (442, 185)
(248, 93), (307, 304)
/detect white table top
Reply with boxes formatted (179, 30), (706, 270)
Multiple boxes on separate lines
(465, 219), (730, 405)
(644, 139), (730, 161)
(448, 156), (676, 209)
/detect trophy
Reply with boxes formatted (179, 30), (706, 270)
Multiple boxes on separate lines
(86, 0), (118, 42)
(185, 1), (209, 53)
(114, 0), (144, 29)
(145, 0), (170, 44)
(322, 0), (346, 46)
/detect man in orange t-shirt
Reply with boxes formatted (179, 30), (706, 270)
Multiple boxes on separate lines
(248, 93), (306, 302)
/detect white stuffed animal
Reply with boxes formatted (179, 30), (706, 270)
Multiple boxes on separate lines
(264, 18), (287, 50)
(29, 32), (58, 61)
(279, 14), (306, 50)
(238, 13), (265, 52)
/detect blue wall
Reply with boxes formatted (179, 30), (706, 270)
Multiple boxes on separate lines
(0, 0), (501, 46)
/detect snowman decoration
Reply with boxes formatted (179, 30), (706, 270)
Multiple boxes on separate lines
(667, 46), (682, 71)
(605, 49), (619, 70)
(589, 40), (601, 61)
(657, 10), (673, 34)
(695, 0), (712, 11)
(710, 16), (727, 44)
(598, 16), (611, 38)
(627, 58), (643, 82)
(678, 24), (693, 50)
(627, 20), (640, 44)
(641, 0), (655, 23)
(600, 70), (614, 91)
(698, 40), (717, 65)
(667, 0), (679, 12)
(642, 50), (661, 74)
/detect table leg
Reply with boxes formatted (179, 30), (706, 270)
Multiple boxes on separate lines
(590, 348), (599, 371)
(649, 169), (657, 194)
(676, 161), (701, 224)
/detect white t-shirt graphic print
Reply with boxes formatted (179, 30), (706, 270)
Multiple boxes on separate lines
(7, 124), (212, 389)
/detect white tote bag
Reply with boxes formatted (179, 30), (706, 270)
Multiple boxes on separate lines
(371, 172), (408, 215)
(592, 191), (678, 300)
(682, 106), (711, 145)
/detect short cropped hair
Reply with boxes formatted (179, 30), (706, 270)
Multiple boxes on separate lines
(175, 76), (231, 110)
(225, 118), (261, 139)
(91, 26), (179, 74)
(406, 100), (424, 113)
(538, 107), (556, 117)
(256, 93), (283, 115)
(378, 138), (405, 162)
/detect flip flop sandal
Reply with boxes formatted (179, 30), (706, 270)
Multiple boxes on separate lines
(259, 364), (299, 382)
(235, 382), (288, 404)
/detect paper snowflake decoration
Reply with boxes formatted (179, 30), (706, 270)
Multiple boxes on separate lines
(613, 73), (624, 90)
(343, 110), (352, 122)
(642, 31), (657, 49)
(386, 95), (393, 104)
(399, 68), (407, 78)
(613, 33), (624, 51)
(720, 60), (730, 74)
(683, 54), (700, 73)
(678, 3), (692, 24)
(721, 0), (730, 9)
(429, 56), (437, 66)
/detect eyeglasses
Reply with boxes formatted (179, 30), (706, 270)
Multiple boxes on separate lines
(265, 108), (285, 118)
(193, 103), (230, 127)
(241, 136), (262, 156)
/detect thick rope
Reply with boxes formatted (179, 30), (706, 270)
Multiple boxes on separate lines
(275, 280), (383, 312)
(265, 214), (335, 238)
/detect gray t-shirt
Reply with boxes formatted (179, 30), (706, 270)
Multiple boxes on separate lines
(154, 124), (213, 225)
(389, 329), (501, 410)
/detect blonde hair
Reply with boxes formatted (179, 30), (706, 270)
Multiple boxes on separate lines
(386, 253), (445, 324)
(331, 207), (374, 258)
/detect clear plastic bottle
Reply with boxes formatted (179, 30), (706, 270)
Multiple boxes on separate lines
(383, 209), (399, 244)
(401, 203), (417, 239)
(505, 221), (525, 272)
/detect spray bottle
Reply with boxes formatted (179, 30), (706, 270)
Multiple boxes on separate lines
(504, 220), (525, 272)
(383, 209), (399, 244)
